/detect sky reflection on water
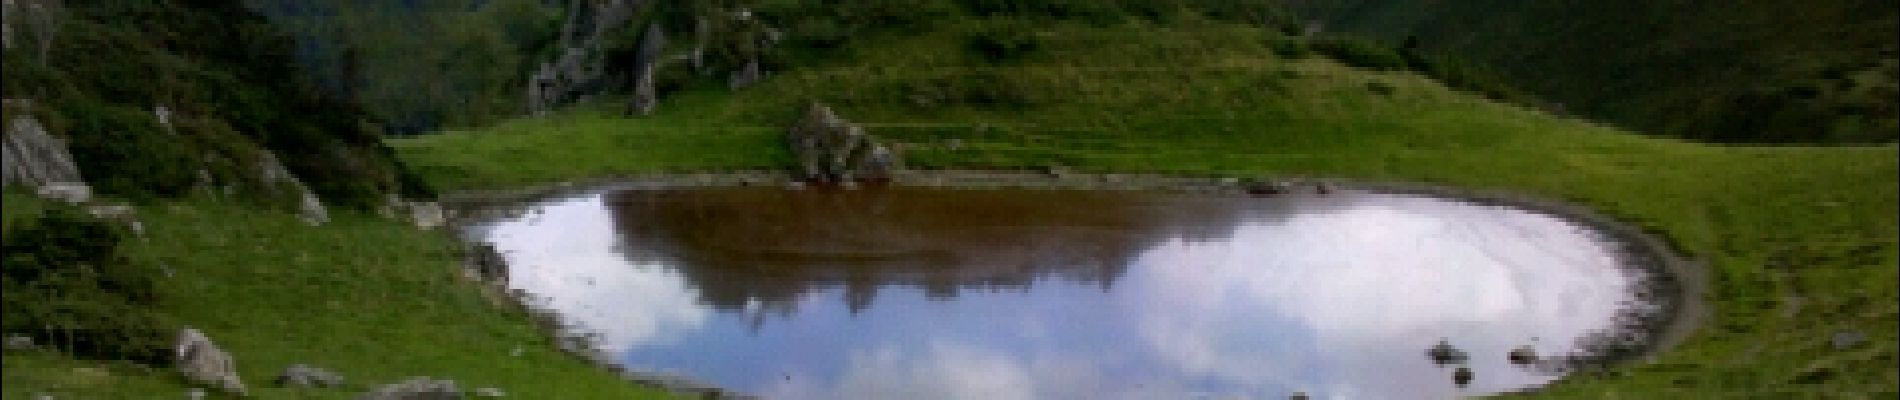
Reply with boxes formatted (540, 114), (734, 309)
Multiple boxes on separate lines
(473, 188), (1638, 399)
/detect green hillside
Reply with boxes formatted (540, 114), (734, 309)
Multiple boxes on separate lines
(397, 17), (1899, 398)
(2, 1), (667, 398)
(1284, 0), (1900, 143)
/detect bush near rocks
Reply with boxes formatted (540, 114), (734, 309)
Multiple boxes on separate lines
(0, 208), (172, 365)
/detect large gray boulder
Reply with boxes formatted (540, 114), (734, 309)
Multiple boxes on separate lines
(175, 327), (248, 396)
(3, 111), (87, 192)
(359, 377), (461, 400)
(786, 103), (901, 183)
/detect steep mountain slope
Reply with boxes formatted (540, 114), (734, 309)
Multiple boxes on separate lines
(1285, 0), (1899, 143)
(3, 0), (424, 208)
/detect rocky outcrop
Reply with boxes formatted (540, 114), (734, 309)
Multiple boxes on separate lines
(359, 377), (462, 400)
(527, 1), (781, 117)
(3, 109), (87, 193)
(785, 103), (901, 183)
(627, 22), (666, 116)
(175, 327), (248, 396)
(255, 151), (328, 226)
(525, 0), (642, 117)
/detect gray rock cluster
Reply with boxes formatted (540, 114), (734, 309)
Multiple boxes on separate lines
(786, 103), (901, 183)
(526, 1), (779, 117)
(526, 0), (642, 117)
(174, 327), (248, 396)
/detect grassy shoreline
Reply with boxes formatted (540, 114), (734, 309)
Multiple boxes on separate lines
(2, 191), (675, 399)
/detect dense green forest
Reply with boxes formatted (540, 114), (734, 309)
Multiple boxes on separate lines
(1284, 0), (1899, 143)
(247, 0), (562, 134)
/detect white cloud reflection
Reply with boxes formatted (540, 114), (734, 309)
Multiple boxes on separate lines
(479, 194), (711, 353)
(1129, 198), (1630, 398)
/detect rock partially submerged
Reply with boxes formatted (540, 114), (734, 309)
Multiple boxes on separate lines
(1427, 339), (1469, 365)
(1452, 366), (1474, 387)
(175, 327), (247, 396)
(786, 103), (901, 184)
(1508, 345), (1538, 365)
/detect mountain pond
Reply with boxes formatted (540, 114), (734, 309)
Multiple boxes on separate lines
(461, 184), (1678, 400)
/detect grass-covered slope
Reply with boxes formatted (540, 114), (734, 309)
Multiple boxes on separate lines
(1285, 0), (1899, 143)
(2, 1), (670, 397)
(1, 192), (672, 399)
(397, 19), (1900, 398)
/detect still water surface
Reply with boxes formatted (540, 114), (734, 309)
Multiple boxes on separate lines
(470, 187), (1647, 399)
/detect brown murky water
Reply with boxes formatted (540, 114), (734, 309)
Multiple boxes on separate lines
(469, 187), (1659, 399)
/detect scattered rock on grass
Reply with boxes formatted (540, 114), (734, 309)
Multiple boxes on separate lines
(276, 364), (346, 388)
(359, 377), (461, 400)
(175, 327), (247, 396)
(1832, 330), (1866, 350)
(5, 334), (33, 350)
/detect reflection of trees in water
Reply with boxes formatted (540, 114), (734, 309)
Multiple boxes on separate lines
(604, 188), (1341, 316)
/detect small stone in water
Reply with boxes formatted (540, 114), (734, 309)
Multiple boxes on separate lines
(1453, 367), (1474, 387)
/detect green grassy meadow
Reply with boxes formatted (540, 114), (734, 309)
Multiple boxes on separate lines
(393, 21), (1900, 398)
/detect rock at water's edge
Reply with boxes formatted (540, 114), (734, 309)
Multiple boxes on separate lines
(786, 103), (901, 183)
